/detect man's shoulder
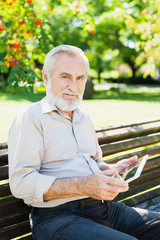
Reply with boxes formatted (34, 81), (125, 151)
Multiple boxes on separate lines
(19, 100), (42, 117)
(13, 100), (43, 126)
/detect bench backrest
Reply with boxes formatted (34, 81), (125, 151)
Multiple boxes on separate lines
(0, 119), (160, 239)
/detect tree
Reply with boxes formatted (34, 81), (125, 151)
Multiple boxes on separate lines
(0, 0), (160, 90)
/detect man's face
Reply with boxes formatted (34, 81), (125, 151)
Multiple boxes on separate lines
(45, 53), (87, 112)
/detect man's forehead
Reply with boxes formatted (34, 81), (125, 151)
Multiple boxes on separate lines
(54, 53), (87, 74)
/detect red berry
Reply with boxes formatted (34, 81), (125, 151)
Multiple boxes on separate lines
(0, 27), (5, 31)
(13, 43), (21, 48)
(20, 20), (26, 25)
(90, 29), (95, 34)
(10, 61), (17, 66)
(26, 0), (33, 3)
(35, 20), (42, 26)
(23, 52), (27, 56)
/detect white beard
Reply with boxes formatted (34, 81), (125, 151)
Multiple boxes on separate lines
(46, 88), (82, 111)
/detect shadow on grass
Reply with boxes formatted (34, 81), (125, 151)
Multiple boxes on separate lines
(1, 88), (160, 103)
(92, 89), (160, 102)
(0, 91), (46, 102)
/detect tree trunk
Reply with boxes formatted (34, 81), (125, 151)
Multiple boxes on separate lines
(97, 67), (102, 83)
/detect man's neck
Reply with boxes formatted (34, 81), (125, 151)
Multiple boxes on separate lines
(64, 111), (73, 119)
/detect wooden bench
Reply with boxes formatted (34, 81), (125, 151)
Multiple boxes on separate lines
(0, 118), (160, 240)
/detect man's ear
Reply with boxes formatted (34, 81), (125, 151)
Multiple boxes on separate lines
(42, 68), (48, 86)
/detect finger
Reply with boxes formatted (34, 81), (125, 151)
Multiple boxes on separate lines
(102, 168), (117, 176)
(103, 175), (129, 187)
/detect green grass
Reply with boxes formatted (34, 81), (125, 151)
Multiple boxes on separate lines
(0, 86), (160, 142)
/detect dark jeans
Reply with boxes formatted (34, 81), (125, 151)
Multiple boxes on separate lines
(30, 198), (160, 240)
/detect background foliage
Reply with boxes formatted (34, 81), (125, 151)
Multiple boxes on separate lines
(0, 0), (160, 90)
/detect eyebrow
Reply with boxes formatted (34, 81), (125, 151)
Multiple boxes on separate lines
(59, 72), (72, 76)
(59, 72), (86, 78)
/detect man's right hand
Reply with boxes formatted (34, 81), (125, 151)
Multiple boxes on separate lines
(78, 168), (129, 201)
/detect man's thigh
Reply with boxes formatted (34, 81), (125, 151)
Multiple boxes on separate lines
(31, 211), (137, 240)
(107, 201), (160, 240)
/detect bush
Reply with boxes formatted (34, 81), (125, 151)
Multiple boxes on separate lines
(106, 76), (160, 85)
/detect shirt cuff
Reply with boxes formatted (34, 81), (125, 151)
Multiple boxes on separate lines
(34, 173), (57, 203)
(96, 159), (107, 168)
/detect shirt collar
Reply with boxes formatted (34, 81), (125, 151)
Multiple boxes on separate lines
(41, 97), (57, 114)
(40, 96), (82, 122)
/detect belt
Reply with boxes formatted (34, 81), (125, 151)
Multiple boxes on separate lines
(32, 198), (110, 215)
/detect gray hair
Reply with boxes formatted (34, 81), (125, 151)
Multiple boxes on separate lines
(43, 45), (89, 78)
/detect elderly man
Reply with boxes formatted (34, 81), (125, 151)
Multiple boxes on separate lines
(8, 45), (160, 240)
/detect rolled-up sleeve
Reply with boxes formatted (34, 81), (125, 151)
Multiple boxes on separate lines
(8, 109), (56, 204)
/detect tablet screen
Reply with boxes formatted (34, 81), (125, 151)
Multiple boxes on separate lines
(123, 154), (148, 183)
(114, 154), (149, 183)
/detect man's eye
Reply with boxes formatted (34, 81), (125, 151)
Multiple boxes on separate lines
(77, 77), (83, 81)
(62, 76), (68, 79)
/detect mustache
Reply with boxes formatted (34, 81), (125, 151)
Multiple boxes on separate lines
(61, 88), (80, 97)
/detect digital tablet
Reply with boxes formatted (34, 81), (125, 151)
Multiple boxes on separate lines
(114, 154), (149, 183)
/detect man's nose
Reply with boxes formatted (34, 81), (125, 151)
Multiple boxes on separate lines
(68, 79), (78, 92)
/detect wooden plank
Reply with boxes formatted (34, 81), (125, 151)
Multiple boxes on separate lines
(101, 133), (160, 156)
(116, 178), (160, 201)
(0, 149), (8, 166)
(0, 221), (32, 240)
(129, 168), (160, 186)
(96, 118), (160, 133)
(144, 156), (160, 171)
(0, 142), (8, 150)
(0, 184), (11, 198)
(97, 121), (160, 144)
(104, 146), (160, 164)
(20, 234), (33, 240)
(122, 188), (160, 207)
(0, 165), (8, 180)
(0, 208), (30, 229)
(0, 197), (26, 215)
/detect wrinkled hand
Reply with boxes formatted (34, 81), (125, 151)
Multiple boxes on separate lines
(115, 155), (139, 174)
(78, 168), (128, 201)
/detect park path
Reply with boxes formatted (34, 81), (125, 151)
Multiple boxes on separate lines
(95, 83), (160, 92)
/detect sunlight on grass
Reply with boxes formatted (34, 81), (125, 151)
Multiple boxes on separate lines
(0, 87), (160, 142)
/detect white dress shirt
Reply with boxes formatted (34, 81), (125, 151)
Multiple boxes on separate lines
(8, 97), (105, 207)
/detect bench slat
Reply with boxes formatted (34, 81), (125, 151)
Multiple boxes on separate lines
(116, 178), (160, 201)
(0, 150), (8, 166)
(0, 142), (8, 150)
(105, 146), (160, 163)
(0, 208), (30, 229)
(0, 221), (32, 240)
(0, 165), (8, 180)
(101, 133), (160, 156)
(96, 119), (160, 132)
(122, 188), (160, 207)
(0, 184), (11, 198)
(97, 121), (160, 144)
(0, 197), (26, 215)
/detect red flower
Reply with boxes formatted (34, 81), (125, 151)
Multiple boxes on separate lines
(10, 61), (17, 67)
(76, 10), (80, 13)
(0, 27), (5, 31)
(20, 20), (26, 25)
(23, 52), (27, 56)
(26, 0), (33, 3)
(16, 49), (21, 54)
(90, 29), (95, 34)
(13, 43), (21, 48)
(35, 20), (42, 26)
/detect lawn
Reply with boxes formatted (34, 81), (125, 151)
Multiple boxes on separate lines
(0, 85), (160, 143)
